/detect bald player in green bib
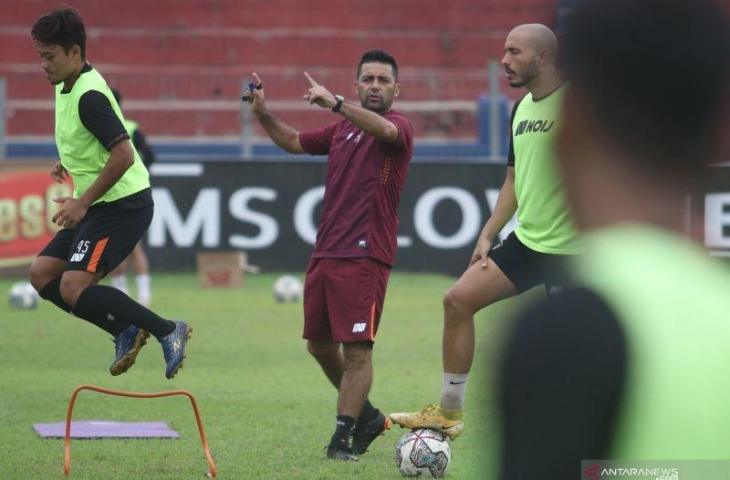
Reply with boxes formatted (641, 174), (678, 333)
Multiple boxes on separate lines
(28, 7), (191, 379)
(390, 23), (579, 437)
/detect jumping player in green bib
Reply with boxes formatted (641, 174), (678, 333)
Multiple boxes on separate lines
(29, 7), (191, 379)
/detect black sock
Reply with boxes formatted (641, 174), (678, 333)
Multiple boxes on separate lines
(329, 415), (356, 450)
(40, 278), (128, 336)
(74, 285), (175, 338)
(357, 400), (379, 426)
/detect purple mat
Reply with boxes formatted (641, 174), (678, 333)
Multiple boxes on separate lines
(33, 421), (180, 439)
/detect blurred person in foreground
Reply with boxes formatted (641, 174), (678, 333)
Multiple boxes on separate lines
(242, 50), (413, 461)
(28, 7), (191, 379)
(499, 0), (730, 478)
(391, 23), (579, 439)
(109, 88), (155, 307)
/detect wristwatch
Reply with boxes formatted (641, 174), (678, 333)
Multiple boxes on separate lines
(332, 95), (344, 113)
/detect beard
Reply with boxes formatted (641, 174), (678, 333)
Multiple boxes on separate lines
(360, 95), (391, 114)
(510, 62), (539, 88)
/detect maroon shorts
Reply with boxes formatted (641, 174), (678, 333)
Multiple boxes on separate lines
(303, 257), (391, 343)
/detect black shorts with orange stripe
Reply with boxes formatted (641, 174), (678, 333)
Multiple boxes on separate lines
(39, 188), (153, 275)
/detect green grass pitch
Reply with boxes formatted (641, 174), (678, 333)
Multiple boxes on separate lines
(0, 272), (535, 479)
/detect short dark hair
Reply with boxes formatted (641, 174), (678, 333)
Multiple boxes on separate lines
(357, 50), (398, 79)
(31, 7), (86, 60)
(563, 0), (730, 173)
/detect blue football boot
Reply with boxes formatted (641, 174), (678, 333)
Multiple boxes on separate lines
(159, 321), (192, 379)
(110, 325), (149, 376)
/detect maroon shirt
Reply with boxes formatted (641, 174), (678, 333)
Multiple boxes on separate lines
(299, 110), (414, 266)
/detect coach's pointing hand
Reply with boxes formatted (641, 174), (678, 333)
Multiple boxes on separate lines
(242, 72), (267, 116)
(303, 72), (337, 110)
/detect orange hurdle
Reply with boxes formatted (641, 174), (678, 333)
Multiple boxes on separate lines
(64, 384), (217, 478)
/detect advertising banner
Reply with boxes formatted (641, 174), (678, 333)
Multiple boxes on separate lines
(2, 161), (728, 275)
(0, 169), (69, 267)
(143, 161), (730, 275)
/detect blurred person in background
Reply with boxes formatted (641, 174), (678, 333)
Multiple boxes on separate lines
(390, 23), (579, 440)
(499, 0), (730, 478)
(242, 50), (413, 461)
(109, 88), (155, 307)
(29, 7), (191, 379)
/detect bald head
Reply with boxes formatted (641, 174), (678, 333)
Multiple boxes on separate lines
(502, 23), (560, 91)
(508, 24), (558, 63)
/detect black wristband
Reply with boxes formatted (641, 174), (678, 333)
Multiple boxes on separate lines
(332, 95), (344, 113)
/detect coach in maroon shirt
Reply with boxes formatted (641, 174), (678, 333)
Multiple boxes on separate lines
(243, 50), (413, 461)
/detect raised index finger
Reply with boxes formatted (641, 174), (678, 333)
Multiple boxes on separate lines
(251, 72), (262, 87)
(303, 72), (319, 87)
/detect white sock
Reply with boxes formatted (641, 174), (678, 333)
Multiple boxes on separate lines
(110, 275), (128, 295)
(136, 274), (151, 307)
(440, 373), (469, 411)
